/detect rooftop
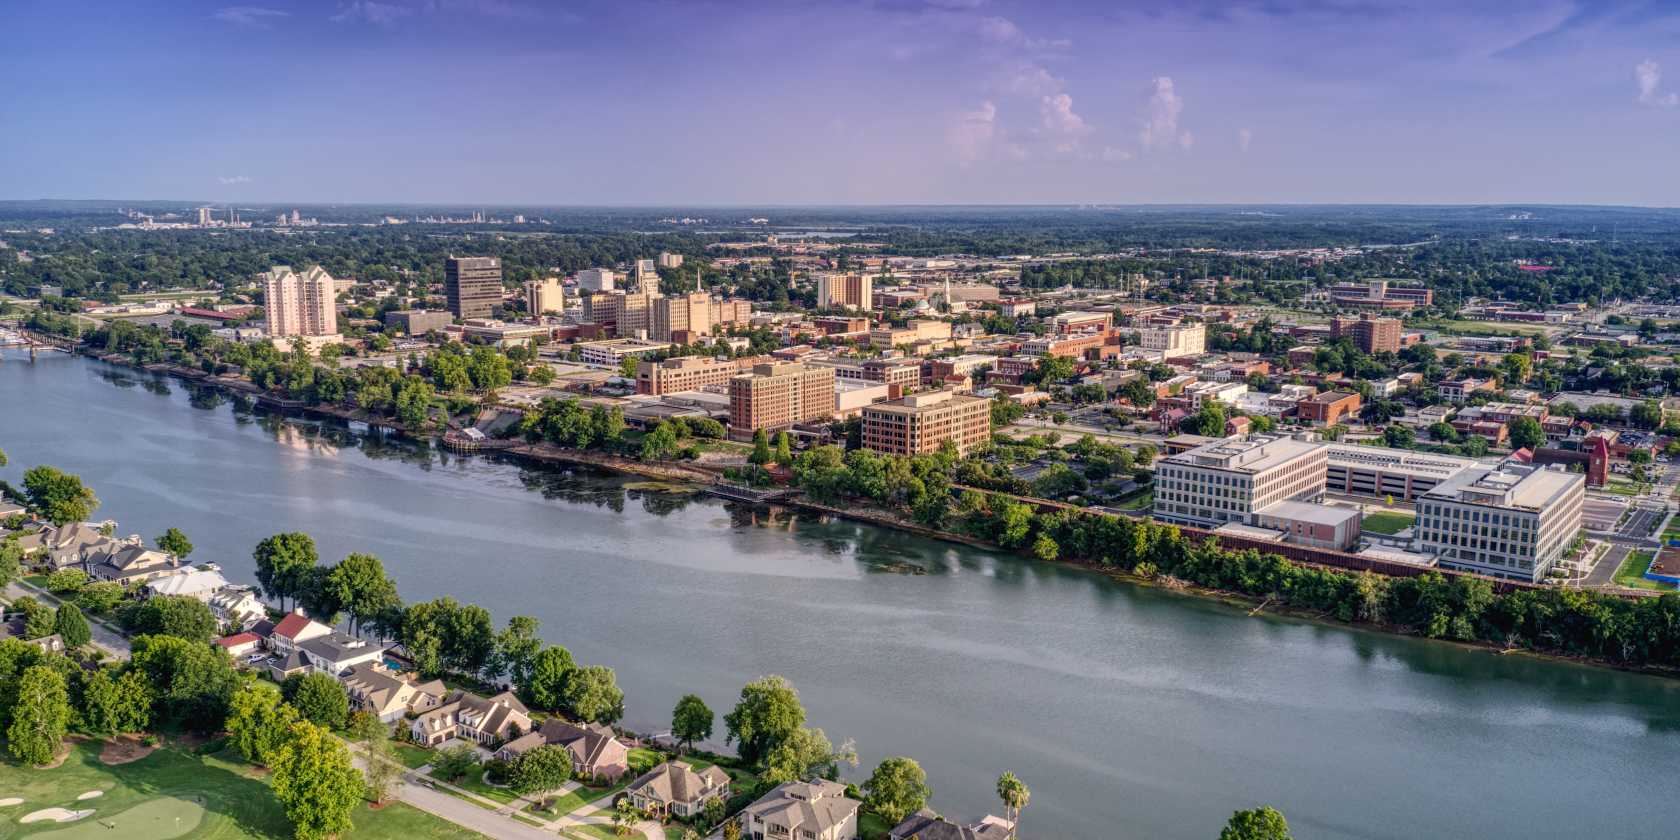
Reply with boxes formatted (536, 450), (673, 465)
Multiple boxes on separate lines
(1167, 433), (1324, 474)
(1422, 463), (1582, 511)
(1255, 499), (1361, 526)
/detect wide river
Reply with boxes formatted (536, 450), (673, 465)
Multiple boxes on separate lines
(3, 351), (1678, 839)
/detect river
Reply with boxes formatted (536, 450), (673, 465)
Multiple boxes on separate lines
(2, 351), (1678, 840)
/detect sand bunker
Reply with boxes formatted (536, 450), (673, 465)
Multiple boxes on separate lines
(19, 808), (93, 824)
(75, 791), (103, 801)
(0, 798), (21, 807)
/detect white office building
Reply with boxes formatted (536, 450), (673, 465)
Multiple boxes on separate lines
(1414, 463), (1584, 583)
(1153, 434), (1329, 528)
(1138, 322), (1206, 358)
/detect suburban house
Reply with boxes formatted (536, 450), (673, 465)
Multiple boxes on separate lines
(206, 586), (267, 631)
(297, 632), (386, 676)
(20, 522), (135, 570)
(143, 568), (231, 600)
(738, 780), (860, 840)
(0, 615), (66, 654)
(214, 632), (263, 658)
(888, 811), (1011, 840)
(497, 719), (630, 783)
(625, 760), (731, 818)
(339, 664), (447, 723)
(83, 544), (184, 584)
(269, 611), (333, 655)
(0, 501), (27, 521)
(410, 690), (532, 747)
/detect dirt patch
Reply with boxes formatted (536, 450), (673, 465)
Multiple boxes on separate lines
(99, 735), (157, 766)
(366, 799), (394, 811)
(37, 744), (74, 770)
(19, 807), (93, 824)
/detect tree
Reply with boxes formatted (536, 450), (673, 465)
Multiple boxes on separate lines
(996, 772), (1030, 839)
(21, 465), (99, 526)
(722, 820), (742, 840)
(773, 431), (793, 464)
(125, 595), (218, 643)
(671, 694), (714, 753)
(490, 615), (542, 688)
(618, 356), (639, 379)
(431, 743), (479, 782)
(254, 532), (320, 611)
(724, 675), (806, 767)
(749, 429), (772, 466)
(1034, 354), (1076, 384)
(271, 721), (364, 840)
(1219, 806), (1293, 840)
(45, 568), (88, 595)
(326, 552), (400, 637)
(401, 597), (495, 678)
(564, 665), (624, 724)
(74, 580), (123, 614)
(764, 726), (855, 784)
(523, 645), (576, 710)
(8, 665), (69, 765)
(1632, 399), (1665, 430)
(1190, 401), (1227, 437)
(614, 796), (641, 837)
(227, 681), (300, 765)
(53, 603), (91, 649)
(863, 757), (930, 824)
(1382, 424), (1415, 449)
(350, 711), (400, 805)
(17, 597), (55, 639)
(129, 634), (239, 731)
(510, 744), (574, 808)
(1506, 416), (1543, 451)
(289, 672), (350, 729)
(78, 667), (151, 737)
(0, 538), (20, 590)
(156, 527), (194, 559)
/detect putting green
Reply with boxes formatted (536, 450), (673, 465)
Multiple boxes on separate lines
(30, 795), (205, 840)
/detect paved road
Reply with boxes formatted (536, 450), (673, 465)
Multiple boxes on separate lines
(3, 581), (132, 659)
(1582, 542), (1633, 589)
(349, 752), (557, 840)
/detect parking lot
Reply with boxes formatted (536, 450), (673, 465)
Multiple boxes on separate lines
(1581, 496), (1628, 532)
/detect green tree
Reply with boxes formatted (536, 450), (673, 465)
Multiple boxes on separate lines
(510, 744), (574, 808)
(8, 665), (69, 765)
(724, 675), (805, 767)
(863, 756), (930, 824)
(1219, 806), (1293, 840)
(749, 429), (772, 466)
(0, 538), (20, 590)
(618, 356), (639, 379)
(52, 603), (91, 649)
(523, 645), (576, 710)
(350, 711), (400, 805)
(17, 598), (55, 639)
(156, 527), (194, 559)
(564, 665), (624, 724)
(78, 667), (151, 737)
(21, 465), (99, 526)
(1382, 424), (1416, 449)
(44, 568), (88, 595)
(490, 615), (543, 688)
(74, 580), (123, 614)
(431, 743), (479, 781)
(254, 532), (320, 611)
(227, 681), (300, 765)
(996, 772), (1030, 839)
(1506, 416), (1543, 451)
(613, 796), (640, 837)
(763, 726), (855, 784)
(773, 431), (793, 464)
(289, 672), (350, 729)
(671, 694), (714, 753)
(271, 721), (364, 840)
(325, 552), (400, 637)
(124, 595), (218, 643)
(129, 634), (239, 731)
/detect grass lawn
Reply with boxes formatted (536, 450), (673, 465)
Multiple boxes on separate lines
(436, 763), (519, 804)
(1115, 489), (1153, 511)
(1362, 510), (1417, 535)
(1613, 550), (1680, 592)
(0, 739), (484, 840)
(858, 811), (895, 840)
(559, 824), (621, 840)
(393, 743), (433, 770)
(1413, 319), (1553, 337)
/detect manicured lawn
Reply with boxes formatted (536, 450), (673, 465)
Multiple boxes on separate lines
(393, 743), (433, 769)
(0, 739), (484, 840)
(1362, 510), (1416, 535)
(858, 811), (895, 840)
(1600, 479), (1645, 497)
(1115, 489), (1153, 511)
(559, 824), (621, 840)
(1613, 550), (1679, 592)
(436, 763), (519, 804)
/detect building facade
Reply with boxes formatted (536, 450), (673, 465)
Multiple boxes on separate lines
(1324, 444), (1476, 502)
(1415, 463), (1584, 582)
(637, 356), (742, 395)
(577, 268), (617, 292)
(652, 292), (714, 342)
(1330, 314), (1402, 354)
(262, 265), (339, 338)
(525, 277), (565, 316)
(1138, 323), (1206, 358)
(445, 256), (503, 319)
(816, 273), (874, 310)
(861, 390), (992, 456)
(728, 363), (837, 439)
(1153, 434), (1330, 528)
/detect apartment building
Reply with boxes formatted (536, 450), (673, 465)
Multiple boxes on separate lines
(1438, 377), (1489, 404)
(1330, 313), (1402, 354)
(1297, 391), (1362, 425)
(997, 298), (1036, 318)
(712, 299), (753, 329)
(1138, 322), (1206, 359)
(581, 290), (659, 338)
(657, 251), (684, 269)
(525, 277), (565, 316)
(861, 390), (992, 456)
(634, 259), (660, 295)
(445, 256), (503, 319)
(728, 362), (837, 439)
(262, 265), (339, 338)
(1153, 434), (1329, 528)
(1324, 444), (1476, 502)
(637, 356), (742, 395)
(1415, 462), (1585, 582)
(652, 292), (713, 342)
(816, 272), (874, 310)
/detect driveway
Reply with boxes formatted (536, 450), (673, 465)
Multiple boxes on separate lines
(3, 580), (131, 659)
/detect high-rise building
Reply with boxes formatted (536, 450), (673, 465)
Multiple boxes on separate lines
(728, 363), (837, 440)
(816, 273), (873, 310)
(445, 256), (503, 319)
(262, 265), (339, 338)
(652, 292), (713, 342)
(657, 252), (684, 269)
(196, 207), (213, 226)
(576, 268), (617, 292)
(1152, 434), (1329, 528)
(637, 356), (742, 395)
(634, 259), (660, 295)
(1138, 322), (1206, 358)
(1331, 314), (1402, 354)
(1415, 462), (1584, 583)
(525, 277), (565, 317)
(861, 390), (992, 456)
(580, 290), (658, 338)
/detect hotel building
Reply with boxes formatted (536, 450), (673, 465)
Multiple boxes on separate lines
(1415, 463), (1584, 582)
(525, 277), (565, 316)
(816, 273), (873, 310)
(728, 363), (837, 439)
(637, 356), (742, 396)
(1138, 322), (1206, 359)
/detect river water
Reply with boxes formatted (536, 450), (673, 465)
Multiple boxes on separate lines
(2, 351), (1677, 840)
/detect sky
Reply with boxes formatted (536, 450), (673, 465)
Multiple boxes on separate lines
(3, 0), (1680, 205)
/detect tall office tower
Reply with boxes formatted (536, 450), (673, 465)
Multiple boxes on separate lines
(262, 266), (339, 338)
(652, 292), (714, 342)
(525, 277), (565, 317)
(816, 272), (873, 310)
(634, 259), (660, 295)
(577, 268), (616, 292)
(445, 256), (503, 319)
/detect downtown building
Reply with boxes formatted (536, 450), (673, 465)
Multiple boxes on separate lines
(728, 363), (836, 440)
(445, 256), (503, 319)
(637, 356), (743, 396)
(261, 265), (340, 347)
(1138, 322), (1206, 359)
(816, 272), (873, 310)
(1414, 462), (1584, 583)
(1153, 434), (1329, 528)
(525, 277), (565, 317)
(652, 292), (714, 343)
(1330, 313), (1402, 354)
(861, 390), (992, 456)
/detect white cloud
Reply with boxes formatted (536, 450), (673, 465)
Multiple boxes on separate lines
(1140, 76), (1189, 151)
(1039, 93), (1091, 153)
(1101, 146), (1134, 162)
(948, 101), (997, 164)
(218, 175), (253, 185)
(331, 1), (413, 25)
(1636, 59), (1678, 108)
(211, 6), (289, 27)
(1003, 62), (1061, 97)
(1238, 127), (1253, 153)
(977, 16), (1022, 44)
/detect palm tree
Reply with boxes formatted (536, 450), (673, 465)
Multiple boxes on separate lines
(996, 772), (1030, 839)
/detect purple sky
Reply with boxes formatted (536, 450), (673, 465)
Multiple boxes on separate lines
(4, 0), (1679, 205)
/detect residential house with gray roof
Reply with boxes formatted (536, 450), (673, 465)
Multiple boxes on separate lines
(339, 664), (447, 723)
(888, 810), (1011, 840)
(496, 718), (629, 782)
(84, 544), (184, 584)
(411, 690), (531, 747)
(626, 760), (731, 818)
(297, 632), (385, 676)
(738, 780), (860, 840)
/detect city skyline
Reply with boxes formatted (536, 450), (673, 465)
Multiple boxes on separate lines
(4, 0), (1680, 206)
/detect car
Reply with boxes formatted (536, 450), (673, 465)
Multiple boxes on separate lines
(247, 654), (268, 664)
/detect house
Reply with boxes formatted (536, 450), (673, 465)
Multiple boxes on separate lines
(214, 632), (263, 659)
(20, 522), (132, 570)
(269, 611), (333, 655)
(207, 586), (267, 631)
(0, 615), (66, 654)
(411, 690), (531, 747)
(738, 780), (860, 840)
(339, 664), (448, 723)
(496, 719), (630, 783)
(297, 632), (386, 676)
(268, 652), (311, 682)
(0, 501), (28, 522)
(83, 544), (184, 584)
(625, 760), (731, 818)
(889, 810), (1011, 840)
(143, 568), (231, 600)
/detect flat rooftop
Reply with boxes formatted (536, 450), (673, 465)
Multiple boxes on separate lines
(1168, 434), (1324, 475)
(1326, 443), (1478, 479)
(1423, 463), (1582, 511)
(1255, 499), (1361, 526)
